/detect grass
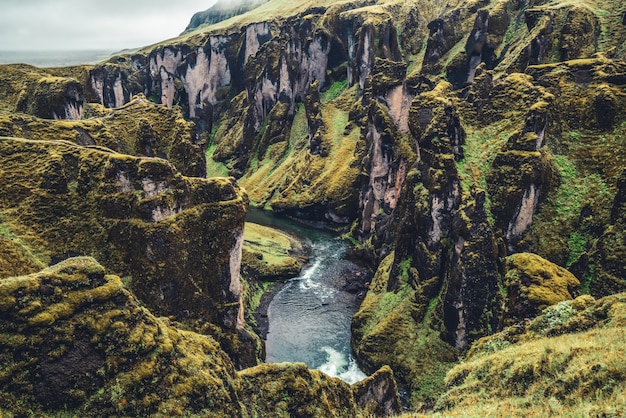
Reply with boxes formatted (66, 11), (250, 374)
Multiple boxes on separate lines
(320, 80), (348, 103)
(205, 140), (230, 177)
(243, 222), (302, 267)
(431, 294), (626, 417)
(456, 119), (514, 223)
(241, 222), (305, 282)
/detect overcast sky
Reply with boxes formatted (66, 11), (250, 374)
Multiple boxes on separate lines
(1, 0), (218, 51)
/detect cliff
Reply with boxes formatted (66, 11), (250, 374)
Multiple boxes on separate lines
(0, 257), (399, 417)
(0, 136), (253, 366)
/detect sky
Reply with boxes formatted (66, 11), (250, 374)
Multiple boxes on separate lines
(0, 0), (218, 51)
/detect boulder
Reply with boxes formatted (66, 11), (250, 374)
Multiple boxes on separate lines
(503, 252), (580, 325)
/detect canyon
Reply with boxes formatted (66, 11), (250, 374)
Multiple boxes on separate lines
(1, 0), (626, 416)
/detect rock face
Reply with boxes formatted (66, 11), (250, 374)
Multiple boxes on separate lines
(0, 137), (248, 359)
(16, 76), (84, 120)
(352, 365), (402, 416)
(0, 63), (205, 178)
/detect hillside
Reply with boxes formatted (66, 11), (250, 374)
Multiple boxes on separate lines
(1, 0), (625, 415)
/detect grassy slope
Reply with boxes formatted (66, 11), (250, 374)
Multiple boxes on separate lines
(238, 86), (362, 211)
(425, 294), (626, 417)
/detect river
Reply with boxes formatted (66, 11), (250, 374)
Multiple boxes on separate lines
(246, 209), (368, 384)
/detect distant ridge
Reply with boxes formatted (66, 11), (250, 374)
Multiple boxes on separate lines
(182, 0), (269, 33)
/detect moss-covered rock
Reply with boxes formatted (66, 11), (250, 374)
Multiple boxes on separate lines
(0, 257), (243, 417)
(0, 137), (251, 363)
(353, 80), (504, 407)
(0, 95), (206, 177)
(590, 169), (626, 297)
(351, 252), (459, 408)
(15, 75), (84, 120)
(238, 362), (356, 417)
(503, 252), (580, 325)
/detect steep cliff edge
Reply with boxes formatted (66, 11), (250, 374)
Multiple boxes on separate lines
(0, 137), (252, 364)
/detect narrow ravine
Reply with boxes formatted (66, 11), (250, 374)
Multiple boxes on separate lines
(246, 209), (368, 384)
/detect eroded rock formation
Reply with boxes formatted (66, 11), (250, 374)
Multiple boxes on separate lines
(0, 137), (251, 364)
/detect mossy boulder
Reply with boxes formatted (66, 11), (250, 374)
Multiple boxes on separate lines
(0, 257), (243, 416)
(238, 363), (362, 417)
(503, 252), (580, 325)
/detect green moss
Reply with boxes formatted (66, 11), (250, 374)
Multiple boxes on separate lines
(320, 80), (348, 103)
(206, 140), (230, 177)
(241, 222), (306, 280)
(0, 137), (249, 345)
(457, 119), (515, 220)
(0, 257), (236, 416)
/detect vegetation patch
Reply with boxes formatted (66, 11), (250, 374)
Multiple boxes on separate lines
(435, 293), (626, 417)
(241, 222), (306, 280)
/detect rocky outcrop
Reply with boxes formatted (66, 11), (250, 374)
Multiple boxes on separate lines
(353, 57), (416, 258)
(503, 252), (580, 325)
(1, 95), (206, 178)
(238, 362), (399, 417)
(591, 169), (626, 297)
(304, 80), (326, 155)
(0, 137), (250, 361)
(0, 257), (243, 416)
(0, 257), (398, 417)
(352, 81), (504, 405)
(352, 365), (401, 416)
(16, 76), (84, 120)
(487, 92), (559, 252)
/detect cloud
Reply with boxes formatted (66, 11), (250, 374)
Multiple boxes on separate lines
(1, 0), (216, 51)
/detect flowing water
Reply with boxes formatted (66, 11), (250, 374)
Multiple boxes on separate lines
(246, 209), (367, 384)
